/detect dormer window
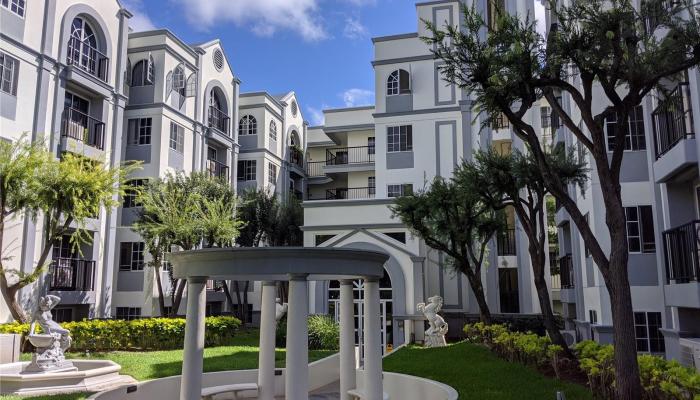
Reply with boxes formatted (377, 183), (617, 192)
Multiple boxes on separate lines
(387, 69), (410, 96)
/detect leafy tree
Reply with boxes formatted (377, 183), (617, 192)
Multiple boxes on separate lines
(392, 178), (503, 324)
(0, 138), (132, 321)
(422, 1), (700, 397)
(459, 145), (587, 356)
(133, 172), (243, 317)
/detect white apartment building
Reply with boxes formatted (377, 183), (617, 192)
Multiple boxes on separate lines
(301, 0), (546, 352)
(545, 0), (700, 366)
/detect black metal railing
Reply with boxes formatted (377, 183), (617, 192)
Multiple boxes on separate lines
(208, 106), (230, 135)
(49, 258), (96, 291)
(497, 228), (517, 256)
(306, 161), (325, 177)
(559, 254), (574, 289)
(325, 187), (375, 200)
(207, 159), (229, 180)
(61, 107), (105, 150)
(206, 280), (224, 291)
(326, 146), (375, 165)
(66, 37), (109, 82)
(653, 82), (695, 158)
(492, 113), (510, 130)
(663, 220), (700, 283)
(289, 147), (304, 169)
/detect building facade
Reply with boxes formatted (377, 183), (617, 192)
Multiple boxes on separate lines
(545, 0), (700, 367)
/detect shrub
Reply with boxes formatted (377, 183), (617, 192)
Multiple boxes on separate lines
(276, 314), (340, 350)
(0, 316), (241, 352)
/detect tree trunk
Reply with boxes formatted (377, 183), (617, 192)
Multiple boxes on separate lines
(233, 281), (243, 321)
(221, 280), (236, 311)
(242, 281), (249, 325)
(0, 277), (26, 322)
(153, 263), (166, 317)
(462, 266), (492, 324)
(171, 279), (186, 316)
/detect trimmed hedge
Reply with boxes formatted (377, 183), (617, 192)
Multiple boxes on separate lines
(0, 316), (241, 352)
(464, 323), (700, 400)
(276, 314), (340, 350)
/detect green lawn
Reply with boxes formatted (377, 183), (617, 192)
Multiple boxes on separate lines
(384, 342), (592, 400)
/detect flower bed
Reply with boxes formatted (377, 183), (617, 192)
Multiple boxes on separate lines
(0, 316), (241, 352)
(463, 323), (700, 400)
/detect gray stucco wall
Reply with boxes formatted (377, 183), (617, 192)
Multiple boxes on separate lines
(616, 151), (650, 182)
(1, 7), (24, 42)
(238, 135), (257, 149)
(125, 144), (151, 163)
(116, 271), (144, 292)
(386, 152), (414, 169)
(0, 92), (17, 120)
(628, 253), (659, 286)
(128, 85), (155, 105)
(386, 94), (413, 113)
(168, 149), (183, 170)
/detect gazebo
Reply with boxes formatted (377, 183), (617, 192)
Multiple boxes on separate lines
(168, 247), (389, 400)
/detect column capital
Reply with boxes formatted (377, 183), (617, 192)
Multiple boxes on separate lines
(339, 279), (354, 285)
(364, 276), (380, 283)
(261, 280), (277, 287)
(288, 273), (309, 281)
(188, 276), (207, 284)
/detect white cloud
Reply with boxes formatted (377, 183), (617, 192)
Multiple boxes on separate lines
(344, 0), (376, 6)
(306, 106), (325, 126)
(173, 0), (327, 41)
(122, 0), (156, 32)
(341, 88), (373, 107)
(343, 17), (368, 40)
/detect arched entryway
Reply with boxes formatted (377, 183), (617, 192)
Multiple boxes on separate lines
(328, 269), (393, 355)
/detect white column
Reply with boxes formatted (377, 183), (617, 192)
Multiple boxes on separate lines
(179, 277), (207, 400)
(363, 277), (383, 400)
(285, 274), (309, 400)
(258, 281), (277, 400)
(339, 280), (356, 400)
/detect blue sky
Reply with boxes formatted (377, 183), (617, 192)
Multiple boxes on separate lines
(122, 0), (419, 125)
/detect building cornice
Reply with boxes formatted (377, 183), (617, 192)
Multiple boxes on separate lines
(371, 32), (418, 43)
(373, 105), (461, 118)
(371, 54), (435, 67)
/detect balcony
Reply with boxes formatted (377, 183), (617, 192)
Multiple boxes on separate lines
(663, 220), (700, 284)
(326, 146), (375, 165)
(207, 159), (229, 180)
(653, 82), (695, 159)
(49, 258), (95, 291)
(497, 228), (516, 256)
(208, 106), (230, 136)
(66, 37), (109, 82)
(61, 107), (105, 151)
(317, 187), (376, 201)
(306, 161), (325, 177)
(206, 280), (224, 291)
(289, 147), (304, 170)
(559, 254), (574, 289)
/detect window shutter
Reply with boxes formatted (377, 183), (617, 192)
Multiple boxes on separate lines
(119, 243), (131, 270)
(146, 54), (154, 84)
(185, 73), (197, 97)
(165, 71), (172, 97)
(399, 69), (410, 93)
(125, 59), (132, 86)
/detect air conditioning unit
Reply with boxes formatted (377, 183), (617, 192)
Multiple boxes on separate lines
(560, 330), (577, 347)
(679, 338), (700, 372)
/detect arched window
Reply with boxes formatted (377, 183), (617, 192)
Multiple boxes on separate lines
(68, 17), (98, 71)
(387, 69), (410, 96)
(208, 88), (229, 134)
(290, 130), (300, 146)
(239, 115), (257, 135)
(131, 57), (154, 87)
(172, 64), (185, 96)
(269, 120), (277, 141)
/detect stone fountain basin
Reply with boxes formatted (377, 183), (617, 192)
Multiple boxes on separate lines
(0, 359), (131, 396)
(28, 334), (56, 348)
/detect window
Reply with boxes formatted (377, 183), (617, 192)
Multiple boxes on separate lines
(51, 307), (73, 323)
(635, 312), (665, 353)
(551, 96), (563, 129)
(625, 205), (656, 253)
(169, 122), (184, 153)
(368, 176), (376, 195)
(387, 125), (413, 152)
(1, 0), (25, 17)
(540, 107), (551, 128)
(123, 179), (147, 208)
(128, 118), (152, 145)
(213, 49), (224, 71)
(388, 184), (413, 198)
(131, 57), (154, 87)
(119, 242), (145, 271)
(492, 112), (509, 129)
(116, 307), (141, 321)
(382, 231), (406, 243)
(237, 160), (256, 181)
(367, 137), (375, 154)
(606, 105), (646, 151)
(387, 69), (410, 95)
(291, 100), (298, 116)
(315, 234), (335, 246)
(268, 162), (277, 185)
(0, 52), (18, 96)
(68, 17), (97, 72)
(269, 120), (277, 141)
(239, 115), (257, 135)
(172, 65), (185, 96)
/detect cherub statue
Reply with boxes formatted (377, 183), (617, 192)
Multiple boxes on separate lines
(417, 295), (448, 347)
(25, 295), (74, 372)
(275, 298), (288, 322)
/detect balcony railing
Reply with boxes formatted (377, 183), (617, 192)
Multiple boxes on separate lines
(326, 146), (375, 165)
(289, 147), (304, 169)
(66, 37), (109, 82)
(306, 161), (325, 177)
(61, 107), (105, 150)
(206, 280), (224, 291)
(208, 106), (230, 135)
(207, 159), (229, 180)
(324, 187), (376, 200)
(663, 220), (700, 283)
(49, 258), (96, 291)
(497, 228), (517, 256)
(560, 254), (574, 289)
(653, 82), (695, 158)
